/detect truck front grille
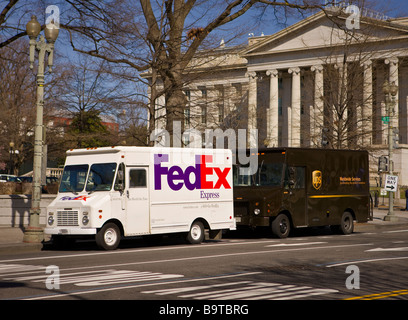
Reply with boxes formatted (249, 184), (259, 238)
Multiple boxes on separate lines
(234, 202), (249, 217)
(57, 210), (79, 226)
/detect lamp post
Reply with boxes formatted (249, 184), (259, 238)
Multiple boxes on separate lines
(23, 15), (59, 243)
(382, 80), (399, 222)
(9, 142), (14, 175)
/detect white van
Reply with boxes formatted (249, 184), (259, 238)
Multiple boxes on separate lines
(45, 146), (235, 249)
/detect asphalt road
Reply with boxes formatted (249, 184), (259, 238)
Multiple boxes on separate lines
(1, 224), (408, 307)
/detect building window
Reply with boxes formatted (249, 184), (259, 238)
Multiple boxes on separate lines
(198, 86), (207, 99)
(278, 97), (282, 116)
(218, 104), (224, 123)
(184, 90), (191, 101)
(201, 105), (207, 124)
(278, 78), (283, 90)
(184, 107), (190, 126)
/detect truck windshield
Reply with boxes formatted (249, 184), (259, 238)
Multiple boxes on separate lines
(233, 162), (284, 187)
(59, 164), (89, 193)
(86, 163), (117, 192)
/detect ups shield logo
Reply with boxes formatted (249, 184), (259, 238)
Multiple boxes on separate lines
(312, 170), (322, 190)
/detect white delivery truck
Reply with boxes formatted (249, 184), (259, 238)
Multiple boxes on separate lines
(45, 146), (235, 250)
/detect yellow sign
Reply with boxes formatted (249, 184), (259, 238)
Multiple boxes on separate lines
(312, 170), (322, 190)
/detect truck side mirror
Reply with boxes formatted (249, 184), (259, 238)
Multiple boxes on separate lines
(114, 163), (125, 193)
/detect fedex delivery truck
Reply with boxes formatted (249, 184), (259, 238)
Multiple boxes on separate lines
(45, 146), (235, 250)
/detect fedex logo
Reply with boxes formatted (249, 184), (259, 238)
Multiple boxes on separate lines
(60, 195), (91, 201)
(154, 154), (231, 191)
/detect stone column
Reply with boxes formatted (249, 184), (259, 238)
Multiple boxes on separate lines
(288, 67), (301, 147)
(311, 65), (324, 146)
(335, 63), (348, 149)
(362, 60), (373, 146)
(246, 71), (258, 148)
(385, 58), (399, 130)
(266, 69), (279, 147)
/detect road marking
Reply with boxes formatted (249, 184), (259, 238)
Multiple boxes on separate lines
(0, 239), (281, 264)
(0, 263), (46, 275)
(345, 289), (408, 300)
(0, 243), (374, 270)
(142, 281), (253, 296)
(19, 271), (261, 300)
(323, 256), (408, 268)
(143, 281), (338, 300)
(382, 229), (408, 234)
(265, 242), (327, 247)
(5, 269), (184, 286)
(366, 247), (408, 252)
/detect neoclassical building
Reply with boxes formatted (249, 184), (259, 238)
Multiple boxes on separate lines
(153, 9), (408, 188)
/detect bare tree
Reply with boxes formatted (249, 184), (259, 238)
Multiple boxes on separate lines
(1, 0), (339, 150)
(49, 56), (134, 149)
(58, 0), (333, 145)
(0, 40), (36, 174)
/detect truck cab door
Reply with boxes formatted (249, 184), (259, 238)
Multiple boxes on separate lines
(125, 166), (150, 235)
(284, 166), (306, 227)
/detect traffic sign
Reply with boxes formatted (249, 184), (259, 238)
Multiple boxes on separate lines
(384, 174), (398, 192)
(382, 116), (389, 124)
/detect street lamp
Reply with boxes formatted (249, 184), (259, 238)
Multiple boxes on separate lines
(9, 142), (14, 175)
(382, 80), (399, 222)
(23, 15), (59, 243)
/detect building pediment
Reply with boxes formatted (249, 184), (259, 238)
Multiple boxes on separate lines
(242, 10), (408, 57)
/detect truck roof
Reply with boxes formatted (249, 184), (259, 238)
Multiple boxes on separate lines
(66, 146), (233, 156)
(255, 147), (368, 154)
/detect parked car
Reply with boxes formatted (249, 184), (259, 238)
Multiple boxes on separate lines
(16, 175), (59, 194)
(0, 174), (21, 183)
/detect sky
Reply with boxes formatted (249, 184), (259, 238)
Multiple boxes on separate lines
(240, 0), (408, 40)
(41, 0), (408, 62)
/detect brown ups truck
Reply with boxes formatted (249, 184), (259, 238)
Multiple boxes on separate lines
(233, 148), (372, 238)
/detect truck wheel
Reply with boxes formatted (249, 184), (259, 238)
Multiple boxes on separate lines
(96, 223), (121, 250)
(186, 221), (204, 244)
(272, 214), (291, 238)
(339, 211), (354, 235)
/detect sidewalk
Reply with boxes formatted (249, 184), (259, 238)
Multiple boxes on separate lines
(1, 208), (408, 256)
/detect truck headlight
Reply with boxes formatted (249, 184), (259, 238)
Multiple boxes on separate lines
(254, 208), (261, 215)
(48, 215), (54, 226)
(82, 215), (89, 225)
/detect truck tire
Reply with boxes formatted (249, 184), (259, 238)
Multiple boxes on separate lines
(272, 214), (291, 238)
(186, 221), (205, 244)
(339, 211), (354, 235)
(96, 223), (121, 250)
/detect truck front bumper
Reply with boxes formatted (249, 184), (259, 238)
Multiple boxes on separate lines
(45, 227), (97, 235)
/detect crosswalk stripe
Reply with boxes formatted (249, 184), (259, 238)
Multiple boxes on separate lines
(143, 281), (338, 300)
